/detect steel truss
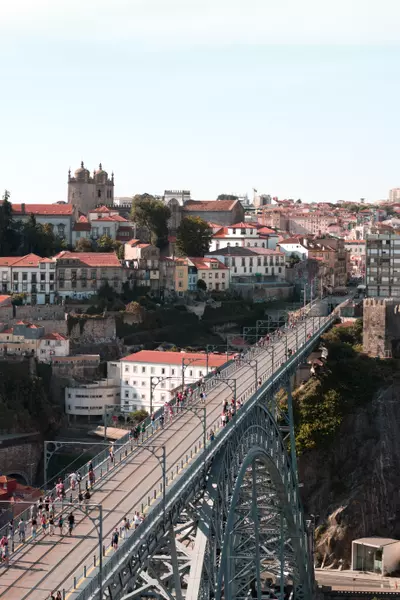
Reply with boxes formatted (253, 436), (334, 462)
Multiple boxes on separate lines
(76, 316), (336, 600)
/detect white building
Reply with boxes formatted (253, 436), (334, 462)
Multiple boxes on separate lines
(0, 254), (56, 304)
(0, 323), (69, 362)
(205, 247), (286, 279)
(187, 257), (230, 292)
(65, 379), (120, 422)
(4, 203), (75, 244)
(352, 538), (400, 575)
(116, 350), (231, 412)
(209, 222), (278, 253)
(37, 333), (70, 362)
(389, 188), (400, 203)
(278, 238), (308, 260)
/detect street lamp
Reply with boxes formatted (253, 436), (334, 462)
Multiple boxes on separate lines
(150, 375), (176, 415)
(181, 356), (206, 391)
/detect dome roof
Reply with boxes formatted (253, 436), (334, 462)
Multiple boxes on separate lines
(74, 161), (90, 179)
(94, 163), (108, 178)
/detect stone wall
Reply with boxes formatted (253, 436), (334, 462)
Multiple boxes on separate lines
(15, 305), (66, 321)
(67, 316), (116, 343)
(0, 440), (42, 485)
(362, 297), (400, 358)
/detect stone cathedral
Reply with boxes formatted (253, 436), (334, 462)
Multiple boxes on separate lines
(68, 162), (114, 214)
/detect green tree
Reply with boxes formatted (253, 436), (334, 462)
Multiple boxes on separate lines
(97, 234), (114, 252)
(197, 278), (207, 291)
(112, 240), (124, 259)
(131, 194), (171, 247)
(217, 194), (238, 201)
(0, 190), (20, 256)
(176, 216), (213, 257)
(75, 237), (93, 252)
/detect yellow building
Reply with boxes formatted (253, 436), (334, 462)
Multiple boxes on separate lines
(174, 258), (189, 295)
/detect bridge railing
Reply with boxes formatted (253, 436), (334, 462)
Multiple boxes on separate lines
(0, 341), (256, 548)
(68, 313), (336, 600)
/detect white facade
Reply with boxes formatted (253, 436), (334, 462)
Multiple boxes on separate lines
(0, 255), (56, 304)
(65, 379), (120, 420)
(206, 250), (285, 279)
(37, 335), (70, 362)
(352, 538), (400, 575)
(117, 350), (229, 412)
(209, 224), (278, 253)
(278, 241), (308, 260)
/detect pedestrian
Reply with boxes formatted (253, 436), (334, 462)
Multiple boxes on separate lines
(56, 592), (62, 600)
(58, 515), (64, 536)
(41, 513), (48, 534)
(109, 446), (114, 464)
(150, 413), (155, 432)
(124, 516), (130, 533)
(84, 489), (91, 509)
(159, 413), (164, 429)
(221, 412), (227, 427)
(111, 527), (119, 550)
(44, 495), (50, 513)
(209, 429), (215, 442)
(18, 518), (26, 543)
(7, 519), (14, 541)
(49, 515), (55, 536)
(1, 537), (9, 566)
(31, 516), (37, 539)
(69, 471), (78, 491)
(77, 472), (82, 492)
(133, 512), (141, 529)
(141, 421), (146, 441)
(258, 378), (262, 387)
(78, 491), (84, 505)
(67, 513), (75, 536)
(88, 468), (95, 489)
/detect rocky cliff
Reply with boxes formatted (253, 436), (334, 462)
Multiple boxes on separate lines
(299, 376), (400, 568)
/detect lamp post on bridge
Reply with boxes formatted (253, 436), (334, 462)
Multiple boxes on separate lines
(150, 375), (177, 415)
(181, 356), (208, 392)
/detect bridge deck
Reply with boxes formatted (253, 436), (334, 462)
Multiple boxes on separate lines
(0, 318), (322, 600)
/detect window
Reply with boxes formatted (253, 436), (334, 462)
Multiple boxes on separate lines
(142, 381), (146, 386)
(222, 272), (225, 279)
(124, 379), (129, 385)
(171, 368), (175, 375)
(40, 284), (45, 291)
(40, 273), (46, 281)
(22, 272), (27, 281)
(98, 189), (102, 198)
(125, 391), (130, 398)
(215, 272), (219, 278)
(151, 367), (155, 374)
(125, 365), (130, 372)
(59, 270), (65, 280)
(222, 282), (225, 290)
(209, 273), (212, 279)
(59, 280), (64, 289)
(202, 273), (206, 279)
(13, 273), (18, 281)
(161, 368), (165, 374)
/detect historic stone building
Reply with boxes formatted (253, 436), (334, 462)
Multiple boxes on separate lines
(363, 297), (400, 358)
(68, 162), (114, 214)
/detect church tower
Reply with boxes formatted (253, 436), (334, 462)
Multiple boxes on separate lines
(68, 162), (114, 214)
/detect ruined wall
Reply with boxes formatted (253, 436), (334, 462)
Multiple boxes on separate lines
(67, 316), (116, 343)
(15, 305), (65, 321)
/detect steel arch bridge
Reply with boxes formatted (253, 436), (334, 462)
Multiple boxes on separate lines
(74, 315), (335, 600)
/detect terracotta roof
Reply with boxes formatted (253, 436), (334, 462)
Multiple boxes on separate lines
(4, 203), (74, 216)
(126, 239), (140, 246)
(189, 257), (228, 270)
(184, 199), (239, 212)
(250, 248), (284, 256)
(90, 214), (127, 222)
(0, 257), (21, 267)
(91, 205), (111, 213)
(12, 254), (44, 268)
(121, 350), (233, 367)
(230, 222), (256, 229)
(0, 295), (11, 306)
(206, 247), (257, 257)
(54, 251), (121, 267)
(257, 226), (277, 235)
(42, 332), (68, 341)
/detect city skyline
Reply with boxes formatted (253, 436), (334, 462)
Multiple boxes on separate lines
(1, 0), (400, 204)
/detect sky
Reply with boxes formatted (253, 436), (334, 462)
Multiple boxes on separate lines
(1, 0), (400, 204)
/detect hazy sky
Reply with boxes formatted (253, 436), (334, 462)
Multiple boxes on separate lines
(1, 0), (400, 204)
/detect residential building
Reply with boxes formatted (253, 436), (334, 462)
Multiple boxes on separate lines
(205, 246), (285, 280)
(209, 223), (278, 253)
(54, 251), (123, 299)
(117, 350), (231, 412)
(188, 264), (198, 291)
(174, 258), (189, 296)
(0, 254), (56, 304)
(68, 162), (114, 214)
(124, 240), (160, 291)
(159, 257), (189, 297)
(188, 257), (229, 292)
(344, 240), (366, 277)
(183, 199), (245, 226)
(65, 379), (120, 422)
(0, 203), (75, 244)
(0, 322), (69, 361)
(389, 188), (400, 203)
(72, 206), (134, 246)
(288, 212), (336, 236)
(365, 233), (400, 297)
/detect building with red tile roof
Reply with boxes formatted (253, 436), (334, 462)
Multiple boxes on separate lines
(119, 350), (234, 412)
(0, 321), (69, 361)
(187, 257), (229, 292)
(54, 251), (123, 299)
(0, 202), (75, 244)
(183, 199), (245, 226)
(0, 254), (56, 304)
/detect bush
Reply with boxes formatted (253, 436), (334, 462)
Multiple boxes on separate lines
(129, 409), (149, 423)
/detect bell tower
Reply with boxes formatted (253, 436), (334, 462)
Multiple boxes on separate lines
(68, 162), (114, 214)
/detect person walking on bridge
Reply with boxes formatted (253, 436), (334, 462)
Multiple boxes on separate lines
(112, 527), (119, 550)
(67, 512), (75, 536)
(18, 518), (26, 543)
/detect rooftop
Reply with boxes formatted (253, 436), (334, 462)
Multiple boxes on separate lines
(54, 251), (121, 267)
(3, 203), (74, 216)
(188, 257), (228, 270)
(353, 537), (400, 548)
(121, 350), (233, 367)
(184, 199), (239, 212)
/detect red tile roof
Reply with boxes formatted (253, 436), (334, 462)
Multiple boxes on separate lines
(121, 350), (233, 367)
(258, 226), (277, 235)
(90, 215), (127, 222)
(55, 251), (121, 267)
(12, 254), (44, 268)
(5, 203), (74, 216)
(230, 222), (256, 229)
(91, 205), (111, 213)
(0, 295), (11, 306)
(189, 257), (228, 270)
(184, 200), (239, 212)
(42, 332), (68, 341)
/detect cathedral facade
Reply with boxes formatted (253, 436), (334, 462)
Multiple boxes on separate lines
(68, 162), (114, 214)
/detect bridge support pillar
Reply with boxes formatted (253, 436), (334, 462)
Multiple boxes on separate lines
(169, 525), (183, 600)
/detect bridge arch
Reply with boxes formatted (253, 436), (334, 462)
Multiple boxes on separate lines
(5, 471), (30, 486)
(187, 403), (312, 600)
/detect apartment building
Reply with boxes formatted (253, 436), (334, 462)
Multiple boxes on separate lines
(209, 222), (278, 253)
(54, 251), (123, 299)
(0, 322), (69, 361)
(71, 206), (134, 245)
(65, 379), (120, 422)
(116, 350), (231, 412)
(159, 257), (189, 297)
(4, 203), (75, 243)
(366, 233), (400, 297)
(288, 212), (336, 236)
(0, 254), (56, 304)
(344, 240), (366, 277)
(206, 246), (285, 280)
(124, 239), (160, 291)
(188, 257), (229, 291)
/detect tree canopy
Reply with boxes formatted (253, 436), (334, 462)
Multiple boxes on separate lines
(75, 238), (93, 252)
(131, 194), (171, 247)
(176, 216), (213, 257)
(217, 194), (238, 201)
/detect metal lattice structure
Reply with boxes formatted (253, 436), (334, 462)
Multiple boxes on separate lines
(71, 314), (338, 600)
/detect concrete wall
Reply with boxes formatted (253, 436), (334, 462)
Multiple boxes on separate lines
(362, 297), (400, 358)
